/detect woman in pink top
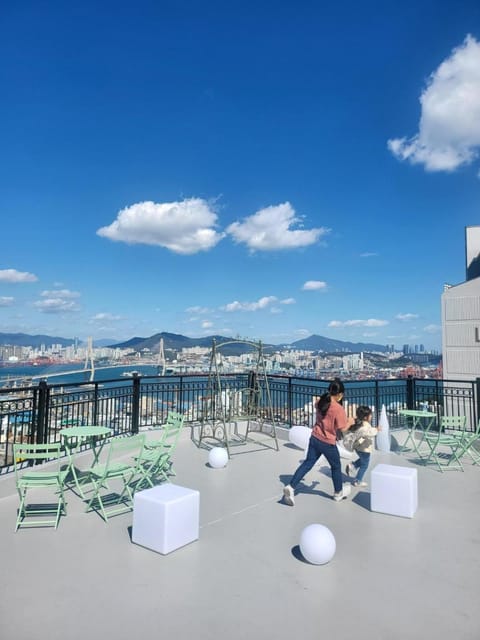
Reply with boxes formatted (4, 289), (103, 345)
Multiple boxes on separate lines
(283, 379), (354, 504)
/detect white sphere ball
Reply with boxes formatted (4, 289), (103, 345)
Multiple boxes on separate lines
(299, 524), (336, 565)
(208, 447), (229, 468)
(289, 425), (311, 450)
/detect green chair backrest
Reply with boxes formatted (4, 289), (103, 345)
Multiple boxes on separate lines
(13, 442), (63, 476)
(102, 434), (145, 469)
(440, 416), (466, 432)
(162, 411), (185, 445)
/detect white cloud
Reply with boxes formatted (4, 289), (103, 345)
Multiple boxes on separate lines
(227, 202), (328, 251)
(396, 313), (419, 322)
(34, 289), (81, 314)
(0, 269), (37, 283)
(302, 280), (328, 291)
(424, 324), (441, 333)
(360, 252), (378, 258)
(185, 305), (211, 314)
(328, 319), (389, 328)
(0, 297), (14, 306)
(97, 198), (225, 255)
(222, 296), (277, 312)
(41, 289), (80, 299)
(388, 35), (480, 172)
(280, 298), (296, 305)
(34, 299), (80, 314)
(91, 313), (122, 322)
(201, 320), (213, 329)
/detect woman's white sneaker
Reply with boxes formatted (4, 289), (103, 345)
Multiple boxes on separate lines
(283, 485), (295, 506)
(333, 484), (352, 501)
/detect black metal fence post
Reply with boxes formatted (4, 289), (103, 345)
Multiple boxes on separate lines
(374, 380), (380, 425)
(406, 375), (414, 409)
(35, 380), (48, 445)
(131, 374), (140, 434)
(92, 382), (99, 425)
(178, 376), (184, 413)
(288, 377), (293, 428)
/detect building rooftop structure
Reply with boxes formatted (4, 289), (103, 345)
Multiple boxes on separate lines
(1, 426), (479, 640)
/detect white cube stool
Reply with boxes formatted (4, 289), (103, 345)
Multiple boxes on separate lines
(132, 484), (200, 554)
(371, 464), (418, 518)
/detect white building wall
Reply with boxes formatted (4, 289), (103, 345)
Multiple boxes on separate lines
(441, 278), (480, 428)
(442, 278), (480, 382)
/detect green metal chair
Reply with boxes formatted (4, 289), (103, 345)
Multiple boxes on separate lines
(145, 411), (185, 476)
(145, 411), (185, 449)
(13, 442), (68, 531)
(455, 419), (480, 466)
(135, 444), (172, 490)
(85, 434), (145, 522)
(422, 416), (467, 472)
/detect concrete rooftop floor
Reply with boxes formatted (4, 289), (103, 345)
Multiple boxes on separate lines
(1, 424), (479, 640)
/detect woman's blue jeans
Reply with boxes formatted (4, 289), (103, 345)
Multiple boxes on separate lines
(289, 436), (343, 493)
(353, 451), (370, 482)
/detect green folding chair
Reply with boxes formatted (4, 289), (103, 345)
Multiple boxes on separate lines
(135, 444), (172, 490)
(13, 442), (68, 531)
(85, 434), (145, 522)
(145, 411), (184, 476)
(145, 411), (185, 449)
(455, 419), (480, 465)
(422, 416), (467, 472)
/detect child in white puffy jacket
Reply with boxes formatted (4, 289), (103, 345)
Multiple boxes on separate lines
(345, 406), (380, 487)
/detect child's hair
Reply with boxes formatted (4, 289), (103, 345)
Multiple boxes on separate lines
(316, 378), (345, 417)
(350, 405), (373, 432)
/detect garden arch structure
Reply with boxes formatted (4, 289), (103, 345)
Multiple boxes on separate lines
(198, 339), (279, 456)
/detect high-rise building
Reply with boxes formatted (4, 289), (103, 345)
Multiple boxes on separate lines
(442, 226), (480, 382)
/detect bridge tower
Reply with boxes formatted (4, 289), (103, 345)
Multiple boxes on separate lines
(157, 338), (166, 375)
(84, 336), (95, 382)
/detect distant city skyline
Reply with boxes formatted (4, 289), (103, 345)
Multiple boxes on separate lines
(2, 2), (480, 351)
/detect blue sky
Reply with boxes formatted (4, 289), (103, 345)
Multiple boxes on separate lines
(1, 0), (480, 350)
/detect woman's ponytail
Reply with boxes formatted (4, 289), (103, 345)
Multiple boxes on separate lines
(316, 392), (331, 417)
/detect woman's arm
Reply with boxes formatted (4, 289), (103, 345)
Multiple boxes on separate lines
(336, 405), (355, 432)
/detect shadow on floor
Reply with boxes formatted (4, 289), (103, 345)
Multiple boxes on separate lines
(351, 490), (370, 511)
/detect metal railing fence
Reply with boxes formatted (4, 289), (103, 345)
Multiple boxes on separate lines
(1, 373), (479, 470)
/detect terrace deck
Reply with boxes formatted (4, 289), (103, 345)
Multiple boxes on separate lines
(1, 425), (479, 640)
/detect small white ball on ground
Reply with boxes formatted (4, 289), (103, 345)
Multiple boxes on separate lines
(299, 524), (336, 565)
(208, 447), (229, 468)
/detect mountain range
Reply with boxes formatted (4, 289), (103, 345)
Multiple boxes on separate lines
(110, 332), (389, 354)
(0, 331), (388, 354)
(0, 333), (111, 349)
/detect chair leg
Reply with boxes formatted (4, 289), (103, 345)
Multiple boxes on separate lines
(15, 487), (27, 532)
(86, 478), (109, 522)
(117, 471), (136, 505)
(466, 446), (480, 464)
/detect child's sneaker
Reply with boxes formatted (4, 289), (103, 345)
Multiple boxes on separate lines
(283, 485), (295, 506)
(353, 481), (368, 487)
(345, 463), (356, 477)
